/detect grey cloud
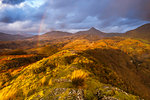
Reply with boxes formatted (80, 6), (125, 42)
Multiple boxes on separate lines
(0, 0), (150, 34)
(2, 0), (25, 5)
(0, 8), (26, 23)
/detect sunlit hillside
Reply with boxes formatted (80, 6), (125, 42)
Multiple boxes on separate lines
(0, 50), (141, 100)
(0, 31), (150, 99)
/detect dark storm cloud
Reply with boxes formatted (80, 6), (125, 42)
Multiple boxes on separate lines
(97, 0), (150, 21)
(0, 8), (26, 23)
(2, 0), (25, 5)
(42, 0), (150, 29)
(0, 0), (150, 33)
(0, 3), (45, 23)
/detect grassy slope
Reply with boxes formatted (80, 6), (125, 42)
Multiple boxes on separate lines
(0, 54), (44, 90)
(0, 37), (150, 99)
(63, 37), (150, 99)
(0, 50), (139, 100)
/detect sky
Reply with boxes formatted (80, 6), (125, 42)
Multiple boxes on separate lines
(0, 0), (150, 34)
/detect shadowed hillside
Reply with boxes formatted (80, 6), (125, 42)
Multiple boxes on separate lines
(124, 23), (150, 41)
(0, 32), (25, 41)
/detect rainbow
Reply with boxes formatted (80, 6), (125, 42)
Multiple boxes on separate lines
(36, 0), (53, 48)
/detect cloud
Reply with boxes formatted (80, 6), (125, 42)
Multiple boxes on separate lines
(97, 0), (150, 21)
(0, 0), (150, 34)
(2, 0), (25, 5)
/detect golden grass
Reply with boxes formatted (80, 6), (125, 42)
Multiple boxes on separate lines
(41, 76), (47, 85)
(71, 69), (88, 87)
(0, 87), (18, 100)
(48, 78), (52, 86)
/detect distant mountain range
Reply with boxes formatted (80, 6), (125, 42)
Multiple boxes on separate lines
(0, 23), (150, 41)
(31, 23), (150, 41)
(30, 31), (73, 41)
(0, 32), (25, 41)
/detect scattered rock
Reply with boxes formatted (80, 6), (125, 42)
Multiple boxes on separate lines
(102, 96), (118, 100)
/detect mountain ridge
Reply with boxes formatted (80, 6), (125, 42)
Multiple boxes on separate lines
(124, 23), (150, 41)
(1, 23), (150, 42)
(0, 32), (25, 41)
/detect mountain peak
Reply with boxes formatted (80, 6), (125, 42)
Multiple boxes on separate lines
(89, 27), (98, 31)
